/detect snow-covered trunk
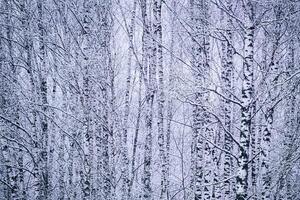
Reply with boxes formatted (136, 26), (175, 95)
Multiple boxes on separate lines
(284, 3), (296, 199)
(49, 75), (56, 200)
(95, 73), (105, 199)
(212, 128), (222, 200)
(68, 72), (76, 196)
(165, 66), (172, 200)
(190, 0), (198, 198)
(58, 100), (66, 200)
(67, 136), (75, 200)
(121, 1), (136, 199)
(220, 2), (234, 199)
(165, 1), (176, 198)
(153, 0), (167, 199)
(108, 51), (117, 200)
(70, 92), (82, 200)
(10, 5), (25, 197)
(255, 114), (263, 198)
(100, 66), (114, 199)
(49, 21), (59, 199)
(95, 91), (103, 200)
(17, 150), (25, 200)
(57, 2), (76, 199)
(253, 29), (269, 199)
(0, 151), (6, 199)
(95, 121), (102, 200)
(37, 0), (49, 198)
(190, 0), (211, 199)
(0, 23), (5, 198)
(130, 68), (142, 198)
(191, 90), (204, 200)
(16, 4), (26, 198)
(97, 1), (114, 199)
(284, 41), (295, 200)
(81, 0), (93, 198)
(202, 4), (212, 200)
(141, 0), (154, 199)
(261, 108), (273, 200)
(22, 2), (40, 198)
(101, 72), (112, 200)
(250, 104), (257, 200)
(236, 2), (254, 200)
(143, 59), (155, 200)
(58, 88), (67, 200)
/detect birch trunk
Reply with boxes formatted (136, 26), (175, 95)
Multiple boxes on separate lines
(23, 1), (40, 198)
(97, 1), (113, 198)
(153, 0), (167, 199)
(121, 1), (136, 199)
(37, 0), (49, 198)
(284, 3), (296, 199)
(81, 0), (93, 198)
(165, 1), (177, 198)
(236, 2), (254, 199)
(220, 2), (234, 199)
(141, 0), (154, 199)
(129, 67), (142, 198)
(190, 0), (211, 199)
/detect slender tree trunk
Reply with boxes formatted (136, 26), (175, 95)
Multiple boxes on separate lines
(80, 0), (95, 199)
(236, 2), (254, 199)
(23, 2), (39, 198)
(58, 90), (67, 200)
(190, 0), (211, 199)
(141, 0), (155, 199)
(37, 0), (49, 198)
(129, 66), (142, 198)
(220, 2), (234, 199)
(96, 1), (113, 199)
(165, 1), (177, 198)
(121, 1), (137, 199)
(284, 3), (296, 200)
(153, 0), (167, 199)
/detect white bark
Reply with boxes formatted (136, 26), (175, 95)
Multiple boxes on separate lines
(121, 1), (136, 199)
(190, 0), (212, 199)
(236, 2), (254, 199)
(220, 2), (234, 198)
(141, 0), (155, 199)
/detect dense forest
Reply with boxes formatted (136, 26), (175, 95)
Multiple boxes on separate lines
(0, 0), (299, 199)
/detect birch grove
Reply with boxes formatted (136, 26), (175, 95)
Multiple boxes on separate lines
(0, 0), (300, 200)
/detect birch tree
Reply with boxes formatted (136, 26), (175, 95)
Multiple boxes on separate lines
(236, 1), (255, 199)
(220, 1), (234, 199)
(190, 0), (212, 199)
